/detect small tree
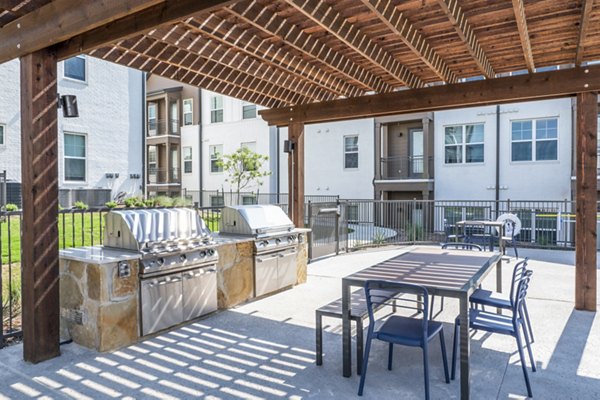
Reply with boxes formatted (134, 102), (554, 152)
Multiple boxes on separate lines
(218, 147), (271, 203)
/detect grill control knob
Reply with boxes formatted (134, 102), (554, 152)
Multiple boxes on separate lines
(275, 238), (281, 245)
(200, 250), (207, 257)
(208, 249), (215, 256)
(287, 236), (294, 244)
(179, 254), (187, 262)
(260, 241), (268, 247)
(157, 257), (165, 266)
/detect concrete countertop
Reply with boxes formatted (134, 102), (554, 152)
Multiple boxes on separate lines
(59, 246), (141, 264)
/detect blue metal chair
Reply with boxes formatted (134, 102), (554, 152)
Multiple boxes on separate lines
(451, 270), (535, 398)
(469, 258), (534, 342)
(358, 280), (450, 399)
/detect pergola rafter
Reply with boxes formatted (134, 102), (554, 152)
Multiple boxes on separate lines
(436, 0), (495, 79)
(284, 0), (424, 88)
(361, 0), (457, 84)
(576, 0), (595, 66)
(228, 0), (391, 93)
(511, 0), (535, 73)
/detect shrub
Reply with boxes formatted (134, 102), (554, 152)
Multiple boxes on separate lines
(2, 269), (22, 323)
(124, 197), (144, 208)
(105, 201), (118, 209)
(3, 203), (18, 212)
(144, 198), (156, 208)
(154, 196), (173, 207)
(73, 201), (89, 210)
(172, 196), (191, 207)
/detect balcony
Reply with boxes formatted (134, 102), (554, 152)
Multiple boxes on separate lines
(148, 118), (179, 136)
(147, 167), (180, 184)
(380, 156), (433, 180)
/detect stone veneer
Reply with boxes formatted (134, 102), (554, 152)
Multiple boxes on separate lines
(216, 240), (255, 308)
(59, 258), (139, 352)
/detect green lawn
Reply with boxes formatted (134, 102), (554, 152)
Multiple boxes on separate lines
(1, 212), (104, 265)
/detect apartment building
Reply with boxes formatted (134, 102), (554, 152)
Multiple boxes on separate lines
(0, 56), (144, 207)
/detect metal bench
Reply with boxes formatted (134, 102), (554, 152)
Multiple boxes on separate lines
(316, 289), (396, 374)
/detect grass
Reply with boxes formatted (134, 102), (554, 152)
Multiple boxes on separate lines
(2, 264), (22, 331)
(1, 212), (105, 265)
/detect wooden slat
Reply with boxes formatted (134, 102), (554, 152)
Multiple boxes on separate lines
(361, 0), (457, 83)
(55, 0), (238, 61)
(288, 122), (305, 227)
(575, 0), (595, 66)
(228, 0), (391, 93)
(0, 0), (166, 64)
(511, 0), (535, 72)
(148, 24), (334, 103)
(20, 47), (60, 363)
(259, 65), (600, 126)
(436, 0), (495, 79)
(575, 91), (597, 312)
(285, 0), (424, 88)
(184, 14), (359, 99)
(93, 45), (284, 109)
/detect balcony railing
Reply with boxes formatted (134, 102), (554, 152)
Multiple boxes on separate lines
(148, 118), (179, 136)
(147, 167), (180, 184)
(380, 156), (433, 180)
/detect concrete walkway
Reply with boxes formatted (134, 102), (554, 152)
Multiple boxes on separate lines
(1, 246), (599, 399)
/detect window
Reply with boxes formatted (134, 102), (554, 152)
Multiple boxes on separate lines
(183, 147), (192, 174)
(210, 195), (224, 207)
(147, 103), (157, 134)
(0, 124), (4, 145)
(183, 99), (193, 126)
(242, 102), (256, 119)
(210, 145), (223, 173)
(444, 123), (484, 164)
(64, 133), (86, 181)
(210, 95), (223, 123)
(347, 204), (359, 222)
(148, 146), (157, 174)
(242, 196), (257, 205)
(64, 55), (86, 82)
(344, 136), (359, 169)
(511, 118), (558, 162)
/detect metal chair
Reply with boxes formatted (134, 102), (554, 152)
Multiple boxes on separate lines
(430, 243), (483, 318)
(358, 280), (450, 399)
(469, 258), (534, 343)
(496, 213), (521, 258)
(452, 270), (535, 398)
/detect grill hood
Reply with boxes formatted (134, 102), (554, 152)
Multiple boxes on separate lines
(104, 208), (211, 251)
(220, 205), (295, 236)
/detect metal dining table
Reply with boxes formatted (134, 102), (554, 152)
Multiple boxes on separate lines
(341, 246), (502, 400)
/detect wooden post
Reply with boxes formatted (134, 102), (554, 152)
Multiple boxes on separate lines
(575, 91), (597, 311)
(288, 122), (305, 227)
(20, 47), (61, 362)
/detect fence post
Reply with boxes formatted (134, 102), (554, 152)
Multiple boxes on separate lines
(335, 199), (340, 255)
(412, 198), (417, 244)
(307, 201), (313, 261)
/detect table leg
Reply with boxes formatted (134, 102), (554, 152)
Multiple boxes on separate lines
(496, 231), (503, 314)
(342, 280), (352, 377)
(459, 293), (471, 400)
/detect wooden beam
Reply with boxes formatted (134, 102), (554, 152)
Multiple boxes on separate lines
(288, 122), (305, 227)
(20, 47), (60, 363)
(228, 0), (391, 93)
(436, 0), (495, 79)
(53, 0), (237, 61)
(184, 15), (359, 99)
(575, 0), (595, 66)
(259, 65), (600, 126)
(0, 0), (166, 64)
(511, 0), (535, 73)
(575, 91), (597, 311)
(285, 0), (424, 88)
(361, 0), (457, 83)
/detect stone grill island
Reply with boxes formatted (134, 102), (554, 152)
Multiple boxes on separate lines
(58, 207), (309, 352)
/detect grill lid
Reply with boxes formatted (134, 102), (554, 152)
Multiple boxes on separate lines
(220, 205), (294, 236)
(104, 208), (211, 251)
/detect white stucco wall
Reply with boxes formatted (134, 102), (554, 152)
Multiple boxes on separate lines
(0, 57), (144, 198)
(279, 118), (375, 200)
(434, 98), (573, 201)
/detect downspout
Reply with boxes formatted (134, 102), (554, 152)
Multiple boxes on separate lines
(495, 105), (500, 218)
(198, 88), (203, 207)
(142, 72), (147, 196)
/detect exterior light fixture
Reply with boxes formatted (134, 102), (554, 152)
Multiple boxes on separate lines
(57, 94), (79, 118)
(283, 140), (295, 153)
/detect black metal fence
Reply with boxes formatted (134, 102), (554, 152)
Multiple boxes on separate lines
(184, 190), (339, 208)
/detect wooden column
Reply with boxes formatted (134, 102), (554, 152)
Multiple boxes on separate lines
(288, 122), (305, 227)
(20, 47), (60, 362)
(575, 91), (597, 311)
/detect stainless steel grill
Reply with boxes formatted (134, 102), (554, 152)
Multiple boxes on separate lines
(104, 208), (219, 336)
(220, 205), (299, 297)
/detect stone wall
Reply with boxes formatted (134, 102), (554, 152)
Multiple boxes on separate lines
(216, 240), (255, 308)
(59, 259), (139, 352)
(296, 235), (308, 284)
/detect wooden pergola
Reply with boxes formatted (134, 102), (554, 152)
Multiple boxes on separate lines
(1, 0), (597, 396)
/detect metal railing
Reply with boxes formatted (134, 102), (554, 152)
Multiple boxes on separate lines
(0, 171), (6, 210)
(184, 190), (339, 208)
(380, 156), (433, 179)
(147, 118), (179, 136)
(147, 167), (180, 184)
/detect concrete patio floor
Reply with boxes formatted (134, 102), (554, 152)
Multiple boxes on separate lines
(1, 246), (599, 399)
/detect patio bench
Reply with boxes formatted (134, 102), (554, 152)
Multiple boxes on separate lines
(316, 289), (397, 374)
